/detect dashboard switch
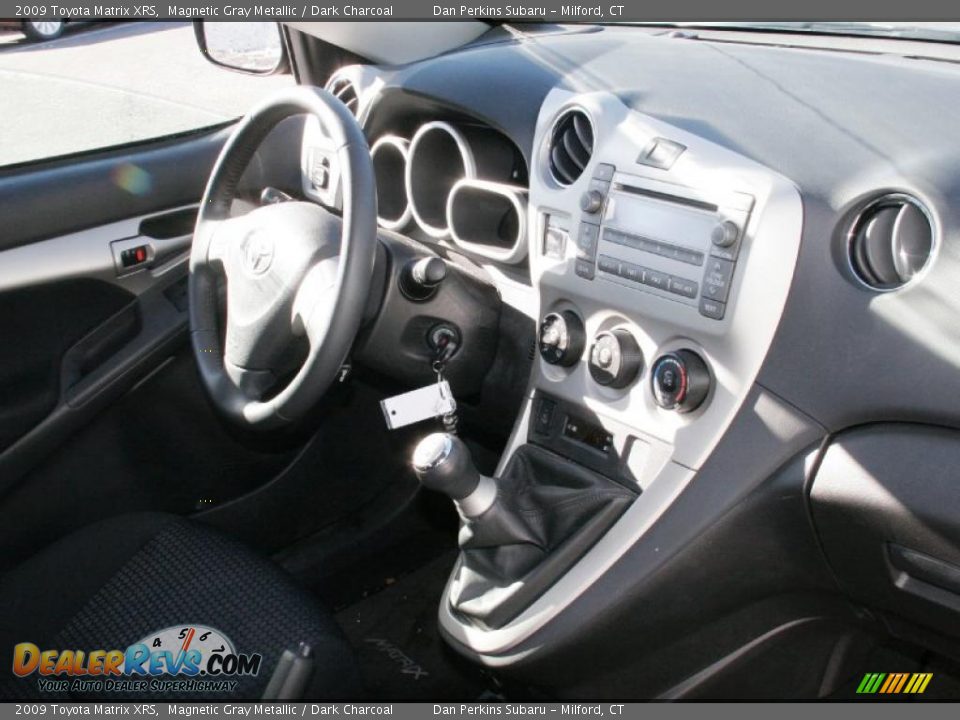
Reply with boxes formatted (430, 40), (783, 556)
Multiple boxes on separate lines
(544, 227), (567, 259)
(534, 397), (557, 434)
(539, 311), (586, 367)
(593, 163), (616, 181)
(589, 329), (643, 389)
(121, 245), (149, 268)
(637, 138), (686, 170)
(400, 256), (446, 301)
(651, 350), (710, 413)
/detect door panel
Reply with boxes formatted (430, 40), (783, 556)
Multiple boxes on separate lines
(0, 206), (197, 490)
(0, 126), (228, 253)
(0, 122), (308, 561)
(0, 278), (134, 452)
(0, 348), (295, 572)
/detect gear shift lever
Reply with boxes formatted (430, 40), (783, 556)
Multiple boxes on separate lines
(412, 433), (496, 518)
(413, 432), (636, 629)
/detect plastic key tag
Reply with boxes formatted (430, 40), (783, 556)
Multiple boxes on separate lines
(380, 380), (457, 430)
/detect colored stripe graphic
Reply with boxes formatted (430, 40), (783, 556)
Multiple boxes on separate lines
(856, 672), (932, 694)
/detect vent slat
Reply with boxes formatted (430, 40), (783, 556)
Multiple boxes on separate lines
(849, 196), (933, 290)
(562, 128), (590, 169)
(572, 113), (593, 150)
(548, 110), (594, 186)
(327, 77), (359, 117)
(550, 144), (579, 184)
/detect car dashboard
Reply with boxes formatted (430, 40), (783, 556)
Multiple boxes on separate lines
(295, 22), (960, 692)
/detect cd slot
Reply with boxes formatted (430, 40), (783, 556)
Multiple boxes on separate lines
(613, 184), (719, 213)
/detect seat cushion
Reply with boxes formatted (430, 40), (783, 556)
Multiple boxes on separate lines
(0, 513), (358, 700)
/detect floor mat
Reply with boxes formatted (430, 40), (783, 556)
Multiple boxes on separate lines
(336, 552), (502, 700)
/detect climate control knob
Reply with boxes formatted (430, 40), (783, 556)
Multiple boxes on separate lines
(651, 349), (711, 413)
(539, 311), (586, 367)
(588, 329), (643, 389)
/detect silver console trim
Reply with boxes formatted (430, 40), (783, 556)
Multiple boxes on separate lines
(447, 179), (528, 265)
(456, 474), (498, 518)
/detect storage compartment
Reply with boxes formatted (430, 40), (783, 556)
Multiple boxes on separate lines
(810, 424), (960, 648)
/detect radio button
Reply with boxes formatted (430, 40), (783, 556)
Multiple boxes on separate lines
(576, 222), (599, 259)
(711, 245), (740, 262)
(667, 276), (698, 299)
(621, 263), (643, 283)
(702, 257), (735, 302)
(575, 259), (596, 280)
(676, 247), (705, 266)
(598, 255), (621, 275)
(699, 297), (726, 320)
(642, 268), (668, 291)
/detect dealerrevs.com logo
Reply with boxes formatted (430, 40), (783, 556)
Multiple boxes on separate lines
(12, 625), (262, 694)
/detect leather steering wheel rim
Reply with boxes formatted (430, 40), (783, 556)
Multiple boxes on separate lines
(188, 86), (377, 429)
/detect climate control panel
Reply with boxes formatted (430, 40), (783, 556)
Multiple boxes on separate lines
(539, 309), (714, 409)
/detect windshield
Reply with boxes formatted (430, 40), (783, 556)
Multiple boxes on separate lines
(646, 22), (960, 43)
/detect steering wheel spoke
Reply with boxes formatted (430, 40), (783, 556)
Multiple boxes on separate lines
(293, 256), (341, 348)
(204, 216), (247, 268)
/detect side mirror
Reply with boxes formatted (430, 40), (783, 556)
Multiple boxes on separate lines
(193, 21), (289, 75)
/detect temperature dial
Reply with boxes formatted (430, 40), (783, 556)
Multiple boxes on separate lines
(651, 349), (711, 413)
(588, 329), (643, 389)
(539, 311), (586, 367)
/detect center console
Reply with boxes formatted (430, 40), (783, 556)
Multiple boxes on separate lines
(438, 89), (803, 659)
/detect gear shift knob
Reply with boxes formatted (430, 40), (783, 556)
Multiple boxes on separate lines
(412, 433), (496, 517)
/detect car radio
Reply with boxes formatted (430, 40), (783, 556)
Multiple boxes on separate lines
(572, 169), (754, 321)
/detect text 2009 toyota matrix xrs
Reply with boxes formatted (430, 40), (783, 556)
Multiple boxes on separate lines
(1, 20), (960, 701)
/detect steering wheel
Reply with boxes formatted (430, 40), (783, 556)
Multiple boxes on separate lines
(189, 86), (377, 429)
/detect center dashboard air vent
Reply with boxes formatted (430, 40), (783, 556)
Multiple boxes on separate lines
(327, 76), (359, 116)
(547, 109), (594, 186)
(847, 194), (935, 291)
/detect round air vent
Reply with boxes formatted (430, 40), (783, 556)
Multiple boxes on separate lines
(848, 194), (934, 290)
(547, 109), (594, 186)
(327, 76), (359, 116)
